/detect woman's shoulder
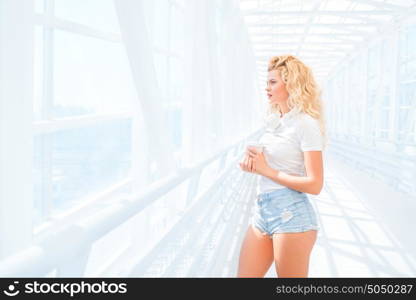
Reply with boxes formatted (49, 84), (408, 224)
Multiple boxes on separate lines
(296, 111), (319, 125)
(294, 112), (321, 135)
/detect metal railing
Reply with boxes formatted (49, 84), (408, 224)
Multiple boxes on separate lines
(0, 127), (264, 277)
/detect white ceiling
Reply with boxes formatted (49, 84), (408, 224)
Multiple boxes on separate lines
(239, 0), (416, 84)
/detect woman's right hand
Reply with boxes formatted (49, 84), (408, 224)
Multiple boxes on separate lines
(239, 153), (253, 173)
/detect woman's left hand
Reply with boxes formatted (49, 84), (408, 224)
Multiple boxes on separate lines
(246, 147), (271, 176)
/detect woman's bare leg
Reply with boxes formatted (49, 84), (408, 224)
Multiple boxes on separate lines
(272, 230), (317, 277)
(237, 225), (274, 277)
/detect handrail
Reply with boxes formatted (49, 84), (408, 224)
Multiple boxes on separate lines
(129, 155), (253, 276)
(0, 127), (264, 276)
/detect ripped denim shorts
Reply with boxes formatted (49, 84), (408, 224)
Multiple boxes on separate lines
(250, 187), (319, 238)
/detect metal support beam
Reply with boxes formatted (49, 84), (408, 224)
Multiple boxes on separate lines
(0, 0), (34, 259)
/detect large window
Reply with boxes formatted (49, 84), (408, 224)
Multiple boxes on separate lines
(367, 43), (381, 140)
(325, 21), (416, 149)
(347, 55), (365, 139)
(398, 24), (416, 145)
(33, 0), (136, 226)
(33, 0), (188, 227)
(149, 0), (186, 154)
(52, 30), (134, 116)
(54, 0), (120, 33)
(322, 20), (416, 194)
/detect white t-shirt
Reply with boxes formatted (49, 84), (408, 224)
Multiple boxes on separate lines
(256, 107), (324, 195)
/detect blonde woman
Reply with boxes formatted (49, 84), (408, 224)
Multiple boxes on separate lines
(237, 55), (327, 278)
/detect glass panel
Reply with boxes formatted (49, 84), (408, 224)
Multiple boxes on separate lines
(33, 119), (132, 225)
(399, 30), (406, 63)
(405, 59), (416, 80)
(400, 82), (416, 106)
(398, 109), (411, 141)
(166, 105), (182, 149)
(170, 5), (185, 56)
(35, 0), (44, 14)
(382, 87), (390, 106)
(169, 56), (184, 101)
(379, 109), (390, 131)
(382, 39), (394, 74)
(407, 25), (416, 60)
(379, 130), (388, 139)
(151, 0), (170, 49)
(53, 30), (136, 118)
(154, 52), (168, 99)
(54, 0), (120, 33)
(367, 90), (376, 108)
(33, 135), (48, 225)
(369, 43), (382, 78)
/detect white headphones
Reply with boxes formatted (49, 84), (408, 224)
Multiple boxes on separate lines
(263, 113), (281, 132)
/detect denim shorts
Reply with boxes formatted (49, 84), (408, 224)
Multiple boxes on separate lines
(250, 187), (319, 238)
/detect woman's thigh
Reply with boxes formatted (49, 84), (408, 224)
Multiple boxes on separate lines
(237, 225), (274, 277)
(272, 230), (317, 278)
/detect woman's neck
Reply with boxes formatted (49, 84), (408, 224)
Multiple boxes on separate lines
(278, 103), (291, 117)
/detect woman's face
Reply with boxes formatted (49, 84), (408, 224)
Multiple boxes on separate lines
(265, 70), (289, 105)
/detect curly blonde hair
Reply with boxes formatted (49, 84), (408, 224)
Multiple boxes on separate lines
(267, 54), (328, 150)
